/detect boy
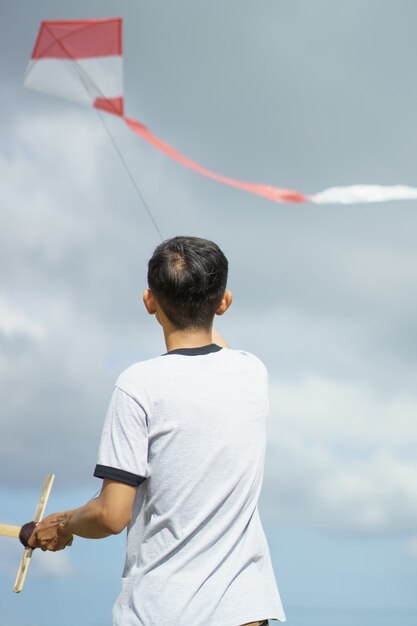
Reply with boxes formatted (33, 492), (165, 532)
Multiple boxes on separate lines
(29, 236), (286, 625)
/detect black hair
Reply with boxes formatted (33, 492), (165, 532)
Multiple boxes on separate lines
(147, 236), (228, 330)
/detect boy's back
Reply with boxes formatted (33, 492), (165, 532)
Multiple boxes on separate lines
(96, 345), (286, 625)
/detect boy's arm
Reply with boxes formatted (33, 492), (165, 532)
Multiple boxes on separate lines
(28, 479), (136, 551)
(212, 328), (229, 348)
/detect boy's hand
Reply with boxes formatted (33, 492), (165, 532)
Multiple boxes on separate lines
(28, 512), (73, 552)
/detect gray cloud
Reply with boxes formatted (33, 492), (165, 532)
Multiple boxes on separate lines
(1, 1), (417, 539)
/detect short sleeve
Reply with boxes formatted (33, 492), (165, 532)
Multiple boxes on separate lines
(94, 386), (149, 487)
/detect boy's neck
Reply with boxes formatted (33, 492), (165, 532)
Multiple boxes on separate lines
(163, 326), (213, 353)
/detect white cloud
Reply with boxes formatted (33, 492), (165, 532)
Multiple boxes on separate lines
(0, 293), (45, 341)
(269, 374), (417, 446)
(1, 106), (417, 546)
(260, 375), (417, 534)
(0, 540), (74, 580)
(1, 111), (106, 265)
(0, 109), (166, 488)
(31, 549), (74, 578)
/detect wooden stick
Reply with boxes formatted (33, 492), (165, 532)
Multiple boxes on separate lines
(13, 547), (32, 593)
(13, 474), (55, 593)
(0, 524), (21, 539)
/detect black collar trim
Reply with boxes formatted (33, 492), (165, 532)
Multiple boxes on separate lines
(164, 343), (223, 356)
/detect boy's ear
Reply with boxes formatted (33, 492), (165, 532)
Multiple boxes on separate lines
(215, 291), (233, 316)
(143, 289), (157, 315)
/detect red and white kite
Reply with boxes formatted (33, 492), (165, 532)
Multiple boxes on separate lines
(24, 18), (417, 205)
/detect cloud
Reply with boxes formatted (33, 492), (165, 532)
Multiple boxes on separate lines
(260, 375), (417, 535)
(269, 374), (417, 447)
(1, 30), (416, 552)
(0, 111), (128, 487)
(1, 2), (417, 624)
(0, 539), (74, 582)
(31, 549), (74, 579)
(0, 293), (45, 341)
(0, 108), (181, 488)
(2, 111), (417, 541)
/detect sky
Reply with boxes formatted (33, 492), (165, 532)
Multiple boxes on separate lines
(1, 0), (417, 624)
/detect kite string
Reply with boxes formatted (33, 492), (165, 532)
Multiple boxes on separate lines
(96, 110), (164, 241)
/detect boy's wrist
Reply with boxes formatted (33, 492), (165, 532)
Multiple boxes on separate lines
(60, 510), (74, 536)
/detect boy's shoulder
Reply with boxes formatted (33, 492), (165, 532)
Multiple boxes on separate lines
(226, 348), (268, 373)
(115, 353), (168, 385)
(117, 347), (267, 386)
(113, 348), (268, 410)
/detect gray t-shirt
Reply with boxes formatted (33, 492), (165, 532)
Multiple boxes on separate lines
(95, 344), (286, 626)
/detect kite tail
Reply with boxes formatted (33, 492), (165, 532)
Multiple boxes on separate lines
(123, 116), (307, 204)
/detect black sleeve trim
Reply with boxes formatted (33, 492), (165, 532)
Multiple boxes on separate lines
(94, 464), (146, 487)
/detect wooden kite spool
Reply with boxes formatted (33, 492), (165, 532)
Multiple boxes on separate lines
(0, 474), (55, 593)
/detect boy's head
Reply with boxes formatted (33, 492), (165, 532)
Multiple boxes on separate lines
(146, 236), (229, 330)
